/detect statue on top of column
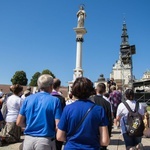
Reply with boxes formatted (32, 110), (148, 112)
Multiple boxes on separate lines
(77, 5), (86, 28)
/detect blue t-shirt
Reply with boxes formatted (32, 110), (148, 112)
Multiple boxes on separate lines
(19, 91), (62, 137)
(58, 100), (108, 150)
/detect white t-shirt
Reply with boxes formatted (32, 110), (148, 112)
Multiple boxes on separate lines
(6, 94), (23, 122)
(21, 94), (25, 100)
(66, 99), (75, 105)
(116, 100), (145, 134)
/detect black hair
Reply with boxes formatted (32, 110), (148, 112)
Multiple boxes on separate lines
(125, 89), (134, 100)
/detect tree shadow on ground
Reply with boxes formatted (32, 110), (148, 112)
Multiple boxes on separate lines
(143, 146), (150, 150)
(111, 130), (121, 134)
(109, 139), (125, 146)
(2, 139), (23, 147)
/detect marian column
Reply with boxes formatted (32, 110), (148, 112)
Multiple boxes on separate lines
(73, 5), (87, 80)
(68, 5), (87, 94)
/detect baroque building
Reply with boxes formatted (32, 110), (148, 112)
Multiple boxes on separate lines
(142, 70), (150, 80)
(94, 74), (108, 90)
(110, 21), (133, 90)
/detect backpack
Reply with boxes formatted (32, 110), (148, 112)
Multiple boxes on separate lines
(123, 101), (145, 137)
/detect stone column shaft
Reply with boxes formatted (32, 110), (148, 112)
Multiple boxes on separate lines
(76, 40), (82, 69)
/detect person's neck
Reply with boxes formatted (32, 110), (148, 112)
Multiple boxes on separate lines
(53, 87), (59, 92)
(96, 93), (103, 96)
(52, 89), (56, 92)
(40, 87), (52, 94)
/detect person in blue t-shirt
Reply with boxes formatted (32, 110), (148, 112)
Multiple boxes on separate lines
(17, 74), (62, 150)
(57, 77), (110, 150)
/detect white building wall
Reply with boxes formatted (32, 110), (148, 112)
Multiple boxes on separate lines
(123, 68), (131, 84)
(113, 69), (122, 79)
(110, 57), (131, 86)
(142, 71), (150, 80)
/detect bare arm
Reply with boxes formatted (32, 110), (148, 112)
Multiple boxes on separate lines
(16, 114), (26, 127)
(56, 129), (66, 142)
(56, 118), (66, 142)
(116, 115), (120, 121)
(55, 119), (60, 131)
(99, 126), (110, 146)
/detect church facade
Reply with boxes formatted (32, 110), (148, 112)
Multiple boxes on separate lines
(110, 21), (133, 90)
(142, 70), (150, 81)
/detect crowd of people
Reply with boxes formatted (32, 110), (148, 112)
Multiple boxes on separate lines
(0, 75), (148, 150)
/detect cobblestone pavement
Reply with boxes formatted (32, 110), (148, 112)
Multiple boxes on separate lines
(1, 129), (150, 150)
(108, 129), (150, 150)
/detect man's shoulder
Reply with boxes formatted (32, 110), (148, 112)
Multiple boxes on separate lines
(55, 94), (65, 99)
(52, 94), (65, 101)
(29, 92), (59, 101)
(94, 95), (110, 104)
(94, 95), (105, 100)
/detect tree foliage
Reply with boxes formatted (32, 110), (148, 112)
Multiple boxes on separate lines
(29, 69), (55, 86)
(29, 72), (41, 86)
(41, 69), (55, 78)
(11, 69), (55, 87)
(11, 71), (28, 85)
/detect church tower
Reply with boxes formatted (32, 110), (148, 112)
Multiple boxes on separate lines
(120, 20), (130, 48)
(110, 20), (133, 90)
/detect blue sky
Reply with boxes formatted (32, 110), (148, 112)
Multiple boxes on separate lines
(0, 0), (150, 86)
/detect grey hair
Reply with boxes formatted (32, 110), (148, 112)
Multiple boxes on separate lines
(37, 74), (53, 89)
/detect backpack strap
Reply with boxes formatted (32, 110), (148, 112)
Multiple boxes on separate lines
(123, 101), (139, 113)
(69, 104), (96, 138)
(135, 101), (139, 112)
(123, 101), (133, 113)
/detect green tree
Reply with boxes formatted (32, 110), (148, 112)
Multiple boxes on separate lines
(11, 71), (28, 85)
(41, 69), (55, 78)
(29, 72), (41, 86)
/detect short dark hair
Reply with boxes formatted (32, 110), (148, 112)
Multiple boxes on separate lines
(53, 78), (61, 89)
(125, 89), (134, 100)
(96, 83), (106, 94)
(72, 77), (94, 99)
